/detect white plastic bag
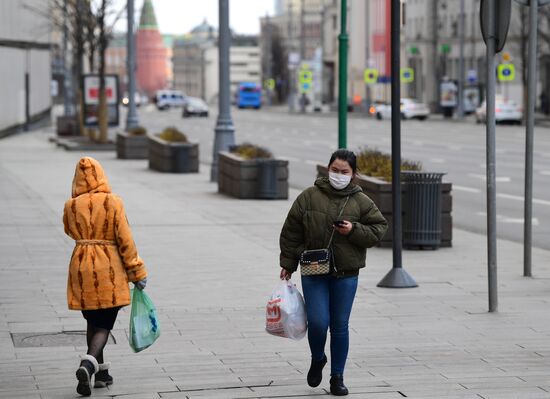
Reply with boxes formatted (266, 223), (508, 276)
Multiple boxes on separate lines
(265, 279), (307, 340)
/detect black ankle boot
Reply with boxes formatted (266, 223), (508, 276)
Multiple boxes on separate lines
(94, 362), (113, 388)
(307, 355), (327, 387)
(75, 355), (98, 396)
(330, 374), (349, 396)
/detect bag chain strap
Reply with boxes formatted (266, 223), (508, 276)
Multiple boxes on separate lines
(326, 196), (350, 249)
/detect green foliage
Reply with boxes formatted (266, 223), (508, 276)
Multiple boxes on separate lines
(230, 142), (273, 160)
(127, 126), (147, 136)
(158, 127), (188, 143)
(356, 147), (422, 181)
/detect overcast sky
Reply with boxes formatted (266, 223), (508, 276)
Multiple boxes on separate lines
(112, 0), (274, 35)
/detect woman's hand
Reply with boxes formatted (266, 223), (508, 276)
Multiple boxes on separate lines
(280, 268), (292, 280)
(334, 220), (353, 236)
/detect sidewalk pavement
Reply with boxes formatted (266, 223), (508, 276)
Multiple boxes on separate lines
(1, 127), (550, 399)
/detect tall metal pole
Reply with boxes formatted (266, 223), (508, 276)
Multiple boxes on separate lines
(457, 0), (465, 118)
(211, 0), (236, 182)
(524, 0), (538, 277)
(365, 1), (371, 114)
(62, 0), (74, 116)
(320, 5), (326, 104)
(266, 14), (272, 106)
(299, 0), (306, 113)
(377, 0), (417, 289)
(337, 0), (348, 148)
(432, 0), (439, 111)
(485, 0), (498, 312)
(288, 2), (295, 112)
(126, 0), (139, 130)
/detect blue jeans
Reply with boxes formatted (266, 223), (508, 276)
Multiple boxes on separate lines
(301, 274), (358, 376)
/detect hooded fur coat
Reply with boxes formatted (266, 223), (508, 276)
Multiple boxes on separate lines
(63, 157), (147, 310)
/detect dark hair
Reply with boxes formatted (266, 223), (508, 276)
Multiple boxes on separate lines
(328, 149), (357, 174)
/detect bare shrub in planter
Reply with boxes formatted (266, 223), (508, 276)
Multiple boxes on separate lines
(148, 127), (199, 173)
(218, 143), (288, 199)
(117, 126), (148, 159)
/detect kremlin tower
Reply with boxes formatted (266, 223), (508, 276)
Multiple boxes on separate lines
(136, 0), (167, 97)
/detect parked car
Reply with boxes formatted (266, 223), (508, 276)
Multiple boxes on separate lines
(372, 98), (430, 120)
(182, 97), (209, 117)
(155, 90), (186, 110)
(475, 97), (523, 124)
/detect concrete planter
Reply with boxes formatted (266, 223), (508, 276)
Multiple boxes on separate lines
(116, 132), (148, 159)
(218, 151), (289, 199)
(317, 165), (453, 247)
(56, 115), (78, 136)
(148, 135), (199, 173)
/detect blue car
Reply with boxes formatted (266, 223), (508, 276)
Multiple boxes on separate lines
(237, 82), (262, 109)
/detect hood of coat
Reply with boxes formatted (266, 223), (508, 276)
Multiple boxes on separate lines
(71, 157), (112, 198)
(314, 176), (362, 197)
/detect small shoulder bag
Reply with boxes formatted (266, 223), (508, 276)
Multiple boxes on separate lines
(300, 196), (350, 276)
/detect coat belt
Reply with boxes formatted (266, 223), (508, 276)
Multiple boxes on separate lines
(75, 239), (117, 246)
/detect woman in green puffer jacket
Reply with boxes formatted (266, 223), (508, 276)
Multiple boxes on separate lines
(279, 149), (388, 396)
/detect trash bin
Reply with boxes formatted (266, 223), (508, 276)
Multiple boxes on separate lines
(402, 171), (446, 249)
(258, 159), (278, 199)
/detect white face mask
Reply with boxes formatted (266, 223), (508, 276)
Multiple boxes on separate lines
(329, 171), (352, 190)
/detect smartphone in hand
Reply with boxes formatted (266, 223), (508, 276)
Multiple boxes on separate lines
(333, 220), (346, 227)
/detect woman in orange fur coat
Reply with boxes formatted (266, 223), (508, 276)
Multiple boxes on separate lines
(63, 157), (148, 396)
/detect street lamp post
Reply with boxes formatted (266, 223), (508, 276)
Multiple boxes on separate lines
(457, 0), (465, 118)
(63, 0), (75, 117)
(211, 0), (236, 182)
(126, 0), (139, 130)
(337, 0), (348, 149)
(377, 0), (418, 289)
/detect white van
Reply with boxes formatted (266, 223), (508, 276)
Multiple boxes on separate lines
(155, 90), (186, 110)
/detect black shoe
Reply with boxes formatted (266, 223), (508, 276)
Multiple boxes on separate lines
(307, 355), (327, 387)
(330, 374), (349, 396)
(75, 355), (98, 396)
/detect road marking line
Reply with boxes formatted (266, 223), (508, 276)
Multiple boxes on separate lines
(476, 212), (539, 226)
(282, 156), (300, 162)
(468, 173), (511, 183)
(540, 170), (550, 176)
(497, 193), (550, 206)
(430, 158), (446, 163)
(453, 185), (481, 193)
(448, 145), (462, 151)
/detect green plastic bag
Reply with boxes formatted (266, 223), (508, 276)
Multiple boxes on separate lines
(129, 289), (160, 353)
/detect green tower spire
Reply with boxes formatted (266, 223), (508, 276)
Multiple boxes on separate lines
(139, 0), (158, 30)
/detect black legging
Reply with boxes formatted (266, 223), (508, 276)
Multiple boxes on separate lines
(86, 323), (110, 364)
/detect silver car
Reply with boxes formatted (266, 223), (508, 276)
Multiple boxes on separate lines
(475, 97), (523, 124)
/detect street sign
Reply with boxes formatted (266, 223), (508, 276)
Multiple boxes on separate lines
(299, 70), (313, 84)
(467, 69), (478, 83)
(363, 68), (379, 84)
(400, 68), (414, 83)
(480, 0), (512, 53)
(299, 82), (312, 93)
(264, 78), (275, 90)
(82, 74), (119, 127)
(497, 64), (515, 81)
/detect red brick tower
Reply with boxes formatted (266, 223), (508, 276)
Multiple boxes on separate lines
(136, 0), (167, 97)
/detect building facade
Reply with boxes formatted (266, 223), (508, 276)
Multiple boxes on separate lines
(403, 0), (546, 110)
(0, 0), (52, 135)
(173, 22), (261, 103)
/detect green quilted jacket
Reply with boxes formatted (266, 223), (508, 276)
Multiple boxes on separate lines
(279, 177), (388, 277)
